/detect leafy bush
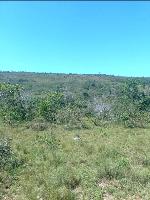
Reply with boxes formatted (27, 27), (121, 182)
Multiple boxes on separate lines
(0, 138), (12, 170)
(56, 97), (89, 129)
(0, 137), (23, 171)
(0, 137), (24, 198)
(0, 83), (26, 124)
(113, 80), (150, 128)
(56, 105), (82, 127)
(37, 92), (64, 122)
(23, 96), (38, 121)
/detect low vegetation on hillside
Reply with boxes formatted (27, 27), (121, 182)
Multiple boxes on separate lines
(0, 72), (150, 199)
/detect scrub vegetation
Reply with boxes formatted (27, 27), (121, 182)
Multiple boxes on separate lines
(0, 71), (150, 199)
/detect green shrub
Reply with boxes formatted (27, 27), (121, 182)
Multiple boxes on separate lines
(80, 117), (94, 129)
(0, 137), (23, 171)
(0, 137), (24, 198)
(113, 80), (150, 128)
(0, 138), (12, 170)
(37, 92), (64, 122)
(56, 105), (83, 127)
(0, 83), (26, 124)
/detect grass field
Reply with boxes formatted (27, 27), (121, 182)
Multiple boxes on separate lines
(1, 124), (150, 200)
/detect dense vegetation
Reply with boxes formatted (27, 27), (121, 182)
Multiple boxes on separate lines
(0, 71), (150, 128)
(0, 71), (150, 199)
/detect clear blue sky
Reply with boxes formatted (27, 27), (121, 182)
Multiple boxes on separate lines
(0, 1), (150, 77)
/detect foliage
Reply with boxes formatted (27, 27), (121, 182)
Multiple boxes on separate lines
(37, 92), (64, 122)
(0, 83), (26, 124)
(56, 97), (90, 129)
(114, 80), (150, 128)
(0, 137), (23, 171)
(1, 72), (150, 199)
(0, 75), (150, 129)
(0, 137), (12, 170)
(0, 136), (24, 199)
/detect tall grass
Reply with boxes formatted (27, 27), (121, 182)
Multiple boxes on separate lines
(1, 124), (150, 199)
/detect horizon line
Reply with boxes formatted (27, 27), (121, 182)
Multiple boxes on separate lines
(0, 70), (150, 79)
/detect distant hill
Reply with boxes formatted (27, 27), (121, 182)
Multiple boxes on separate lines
(0, 71), (150, 98)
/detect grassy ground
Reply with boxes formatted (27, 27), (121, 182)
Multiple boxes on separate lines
(1, 124), (150, 200)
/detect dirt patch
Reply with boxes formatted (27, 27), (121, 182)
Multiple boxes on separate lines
(98, 178), (120, 189)
(72, 186), (84, 200)
(103, 193), (114, 200)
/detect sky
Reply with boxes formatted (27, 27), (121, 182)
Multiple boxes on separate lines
(0, 1), (150, 77)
